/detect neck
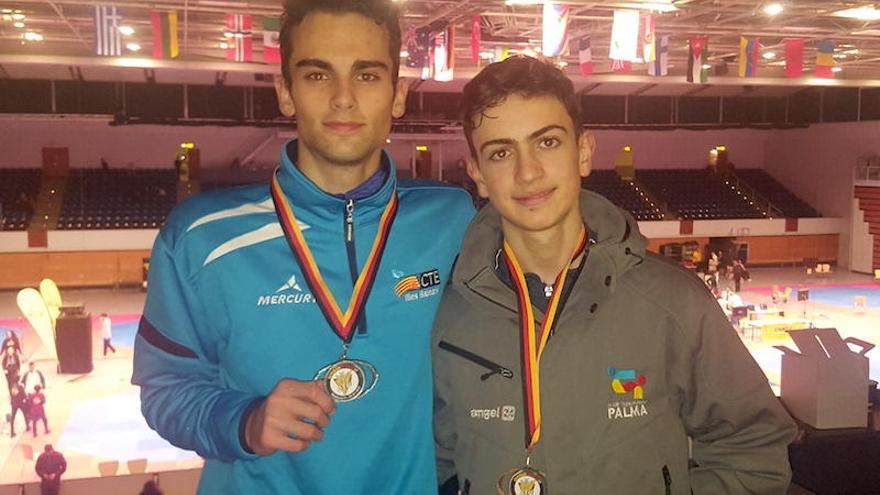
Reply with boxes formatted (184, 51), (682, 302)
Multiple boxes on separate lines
(296, 142), (382, 195)
(502, 214), (586, 284)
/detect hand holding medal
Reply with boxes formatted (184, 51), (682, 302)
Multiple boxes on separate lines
(496, 229), (588, 495)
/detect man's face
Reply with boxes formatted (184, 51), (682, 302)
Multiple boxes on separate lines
(467, 94), (595, 234)
(275, 12), (407, 168)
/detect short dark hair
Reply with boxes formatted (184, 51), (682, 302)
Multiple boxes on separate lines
(460, 56), (582, 158)
(279, 0), (402, 87)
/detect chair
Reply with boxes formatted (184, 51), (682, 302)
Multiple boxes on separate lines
(98, 460), (119, 476)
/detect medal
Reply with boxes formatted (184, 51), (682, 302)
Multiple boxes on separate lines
(497, 228), (588, 494)
(271, 172), (397, 402)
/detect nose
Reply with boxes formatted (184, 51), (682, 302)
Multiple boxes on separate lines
(330, 78), (356, 111)
(514, 149), (544, 184)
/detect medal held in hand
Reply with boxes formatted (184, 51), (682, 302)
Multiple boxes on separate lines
(497, 229), (588, 495)
(271, 173), (397, 402)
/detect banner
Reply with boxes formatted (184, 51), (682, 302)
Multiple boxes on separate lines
(784, 38), (804, 78)
(262, 16), (281, 64)
(151, 11), (179, 59)
(226, 14), (253, 62)
(95, 5), (122, 56)
(687, 36), (709, 83)
(542, 3), (569, 57)
(578, 36), (593, 75)
(609, 10), (640, 61)
(648, 35), (669, 76)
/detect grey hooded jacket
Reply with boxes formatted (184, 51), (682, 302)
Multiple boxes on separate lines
(433, 190), (797, 494)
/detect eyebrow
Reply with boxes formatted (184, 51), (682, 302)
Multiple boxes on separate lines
(478, 124), (568, 154)
(294, 59), (390, 73)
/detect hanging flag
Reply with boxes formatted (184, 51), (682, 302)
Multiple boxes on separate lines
(738, 37), (760, 77)
(542, 3), (569, 58)
(262, 16), (281, 64)
(226, 14), (253, 62)
(611, 59), (632, 74)
(432, 24), (454, 82)
(784, 38), (804, 78)
(406, 25), (432, 78)
(578, 36), (593, 75)
(815, 39), (835, 78)
(151, 11), (179, 59)
(95, 6), (122, 57)
(687, 36), (709, 83)
(609, 10), (640, 62)
(642, 14), (656, 63)
(648, 35), (669, 76)
(471, 16), (482, 64)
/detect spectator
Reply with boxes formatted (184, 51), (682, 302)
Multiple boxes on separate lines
(100, 313), (116, 357)
(732, 259), (751, 293)
(2, 329), (21, 355)
(35, 444), (66, 495)
(21, 361), (46, 395)
(2, 345), (20, 394)
(8, 381), (28, 437)
(139, 480), (163, 495)
(29, 383), (49, 437)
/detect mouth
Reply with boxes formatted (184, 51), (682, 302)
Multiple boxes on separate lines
(514, 188), (555, 207)
(324, 121), (364, 134)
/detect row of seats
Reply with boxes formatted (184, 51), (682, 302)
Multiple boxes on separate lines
(637, 169), (767, 220)
(734, 169), (821, 218)
(582, 171), (665, 221)
(0, 168), (41, 231)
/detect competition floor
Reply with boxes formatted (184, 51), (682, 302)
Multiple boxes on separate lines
(0, 267), (877, 487)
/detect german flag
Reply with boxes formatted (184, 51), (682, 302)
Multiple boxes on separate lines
(151, 11), (179, 59)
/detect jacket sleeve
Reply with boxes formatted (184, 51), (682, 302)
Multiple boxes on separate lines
(432, 288), (461, 489)
(678, 289), (798, 495)
(131, 233), (262, 463)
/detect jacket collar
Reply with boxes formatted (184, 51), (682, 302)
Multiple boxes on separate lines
(453, 189), (648, 315)
(275, 139), (397, 211)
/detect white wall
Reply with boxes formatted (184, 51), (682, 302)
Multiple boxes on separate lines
(638, 217), (844, 239)
(764, 121), (880, 268)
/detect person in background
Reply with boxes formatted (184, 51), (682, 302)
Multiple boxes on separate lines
(35, 444), (66, 495)
(21, 361), (46, 395)
(2, 345), (21, 394)
(29, 383), (49, 437)
(2, 329), (21, 355)
(100, 313), (117, 357)
(139, 480), (163, 495)
(732, 259), (751, 293)
(8, 381), (28, 437)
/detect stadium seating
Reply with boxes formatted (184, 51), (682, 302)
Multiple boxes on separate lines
(637, 169), (766, 220)
(57, 169), (177, 229)
(734, 169), (821, 218)
(0, 168), (40, 230)
(582, 171), (664, 220)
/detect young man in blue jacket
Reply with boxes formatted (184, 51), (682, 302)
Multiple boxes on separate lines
(132, 1), (474, 493)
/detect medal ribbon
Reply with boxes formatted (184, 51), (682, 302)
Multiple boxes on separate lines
(270, 172), (398, 343)
(503, 228), (587, 451)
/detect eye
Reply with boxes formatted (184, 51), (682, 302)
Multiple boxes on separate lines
(357, 72), (380, 82)
(304, 72), (329, 81)
(488, 148), (512, 161)
(538, 136), (561, 149)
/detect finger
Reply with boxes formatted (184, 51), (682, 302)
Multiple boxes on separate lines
(307, 380), (336, 414)
(265, 433), (311, 454)
(286, 419), (325, 442)
(286, 398), (332, 430)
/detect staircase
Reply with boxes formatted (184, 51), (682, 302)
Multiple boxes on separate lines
(854, 185), (880, 271)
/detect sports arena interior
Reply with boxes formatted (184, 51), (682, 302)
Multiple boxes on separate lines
(1, 0), (880, 493)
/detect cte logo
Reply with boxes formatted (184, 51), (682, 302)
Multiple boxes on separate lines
(608, 367), (647, 400)
(394, 269), (441, 297)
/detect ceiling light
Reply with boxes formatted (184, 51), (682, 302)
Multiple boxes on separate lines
(701, 63), (712, 69)
(832, 67), (842, 73)
(763, 3), (783, 16)
(1, 9), (12, 13)
(834, 6), (880, 20)
(619, 2), (678, 13)
(118, 25), (135, 36)
(126, 42), (141, 52)
(223, 31), (234, 39)
(23, 31), (42, 41)
(13, 21), (24, 28)
(219, 41), (229, 49)
(11, 12), (24, 20)
(762, 51), (776, 59)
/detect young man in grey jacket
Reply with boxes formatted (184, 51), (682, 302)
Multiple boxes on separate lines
(432, 56), (797, 495)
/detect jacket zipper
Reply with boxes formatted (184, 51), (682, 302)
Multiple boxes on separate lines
(662, 465), (671, 495)
(344, 199), (367, 335)
(438, 341), (513, 380)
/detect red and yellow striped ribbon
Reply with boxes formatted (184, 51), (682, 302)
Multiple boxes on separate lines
(270, 173), (398, 343)
(503, 228), (587, 451)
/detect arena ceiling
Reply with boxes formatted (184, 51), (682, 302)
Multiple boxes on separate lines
(2, 0), (880, 96)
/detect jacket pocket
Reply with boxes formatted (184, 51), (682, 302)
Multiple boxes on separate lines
(438, 340), (513, 381)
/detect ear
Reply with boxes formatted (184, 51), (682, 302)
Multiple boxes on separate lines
(274, 74), (296, 117)
(465, 156), (490, 198)
(577, 131), (596, 178)
(391, 77), (410, 119)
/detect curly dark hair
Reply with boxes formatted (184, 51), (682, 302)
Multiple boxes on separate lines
(461, 56), (582, 158)
(279, 0), (402, 87)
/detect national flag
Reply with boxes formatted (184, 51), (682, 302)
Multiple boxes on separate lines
(687, 36), (709, 83)
(609, 9), (640, 62)
(406, 26), (431, 75)
(611, 59), (632, 74)
(432, 24), (454, 82)
(542, 3), (569, 58)
(151, 11), (179, 59)
(471, 16), (481, 64)
(262, 16), (281, 64)
(738, 37), (760, 77)
(95, 6), (122, 57)
(815, 39), (835, 78)
(226, 14), (253, 62)
(642, 14), (656, 63)
(784, 38), (804, 78)
(648, 35), (669, 76)
(578, 36), (593, 75)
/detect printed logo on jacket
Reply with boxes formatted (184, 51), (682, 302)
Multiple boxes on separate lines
(256, 274), (316, 306)
(392, 268), (441, 302)
(607, 366), (649, 420)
